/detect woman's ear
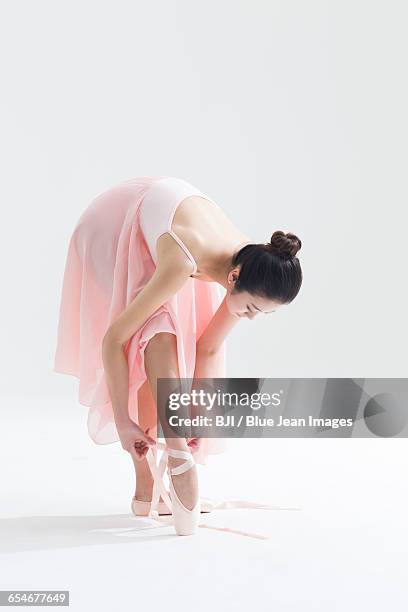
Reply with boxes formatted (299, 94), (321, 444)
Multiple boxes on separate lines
(229, 268), (240, 284)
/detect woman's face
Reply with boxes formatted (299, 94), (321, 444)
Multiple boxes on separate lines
(225, 268), (283, 319)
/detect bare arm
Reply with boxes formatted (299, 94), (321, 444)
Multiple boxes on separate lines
(194, 344), (226, 379)
(187, 296), (240, 454)
(192, 295), (240, 378)
(102, 256), (193, 430)
(196, 295), (240, 356)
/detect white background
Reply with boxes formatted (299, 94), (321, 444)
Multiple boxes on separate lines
(1, 1), (407, 610)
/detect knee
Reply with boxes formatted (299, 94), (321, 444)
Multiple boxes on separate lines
(144, 332), (179, 378)
(144, 331), (177, 358)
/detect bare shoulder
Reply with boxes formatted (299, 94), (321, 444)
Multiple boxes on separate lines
(156, 232), (196, 276)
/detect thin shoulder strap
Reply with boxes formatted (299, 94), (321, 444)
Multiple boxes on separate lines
(166, 229), (198, 274)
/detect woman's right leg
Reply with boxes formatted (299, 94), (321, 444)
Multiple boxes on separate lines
(143, 331), (198, 511)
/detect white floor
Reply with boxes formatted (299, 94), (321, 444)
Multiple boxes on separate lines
(1, 396), (407, 611)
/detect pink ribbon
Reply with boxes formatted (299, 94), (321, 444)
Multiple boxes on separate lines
(140, 441), (300, 540)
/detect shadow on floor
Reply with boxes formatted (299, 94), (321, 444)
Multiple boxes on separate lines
(0, 513), (175, 553)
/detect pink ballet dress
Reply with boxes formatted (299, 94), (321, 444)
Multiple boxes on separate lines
(53, 176), (227, 464)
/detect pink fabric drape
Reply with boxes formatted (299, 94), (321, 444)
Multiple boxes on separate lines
(53, 176), (227, 464)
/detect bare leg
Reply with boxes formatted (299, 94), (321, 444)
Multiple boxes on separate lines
(131, 378), (156, 501)
(143, 332), (198, 511)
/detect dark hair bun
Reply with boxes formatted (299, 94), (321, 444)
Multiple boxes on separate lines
(268, 231), (302, 259)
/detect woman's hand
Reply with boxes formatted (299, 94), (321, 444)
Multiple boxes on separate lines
(117, 420), (156, 461)
(187, 437), (202, 454)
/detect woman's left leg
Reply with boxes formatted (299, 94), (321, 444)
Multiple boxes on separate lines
(131, 378), (157, 501)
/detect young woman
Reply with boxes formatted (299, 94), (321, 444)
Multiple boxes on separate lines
(54, 175), (302, 536)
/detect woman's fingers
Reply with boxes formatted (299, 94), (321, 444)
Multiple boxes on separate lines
(128, 426), (156, 461)
(142, 426), (156, 446)
(187, 437), (202, 453)
(130, 445), (144, 462)
(133, 442), (149, 460)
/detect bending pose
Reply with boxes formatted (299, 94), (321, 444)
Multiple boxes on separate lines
(54, 175), (302, 536)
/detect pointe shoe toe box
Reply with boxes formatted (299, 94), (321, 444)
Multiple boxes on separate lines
(168, 471), (201, 536)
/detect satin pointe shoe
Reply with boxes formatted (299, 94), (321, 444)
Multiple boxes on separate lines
(131, 495), (213, 517)
(131, 495), (172, 516)
(166, 447), (201, 536)
(145, 442), (209, 535)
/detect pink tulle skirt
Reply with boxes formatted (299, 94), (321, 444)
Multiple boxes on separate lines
(53, 176), (227, 464)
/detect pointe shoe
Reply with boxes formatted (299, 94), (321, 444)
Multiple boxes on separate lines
(166, 447), (201, 536)
(131, 495), (213, 517)
(131, 495), (172, 516)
